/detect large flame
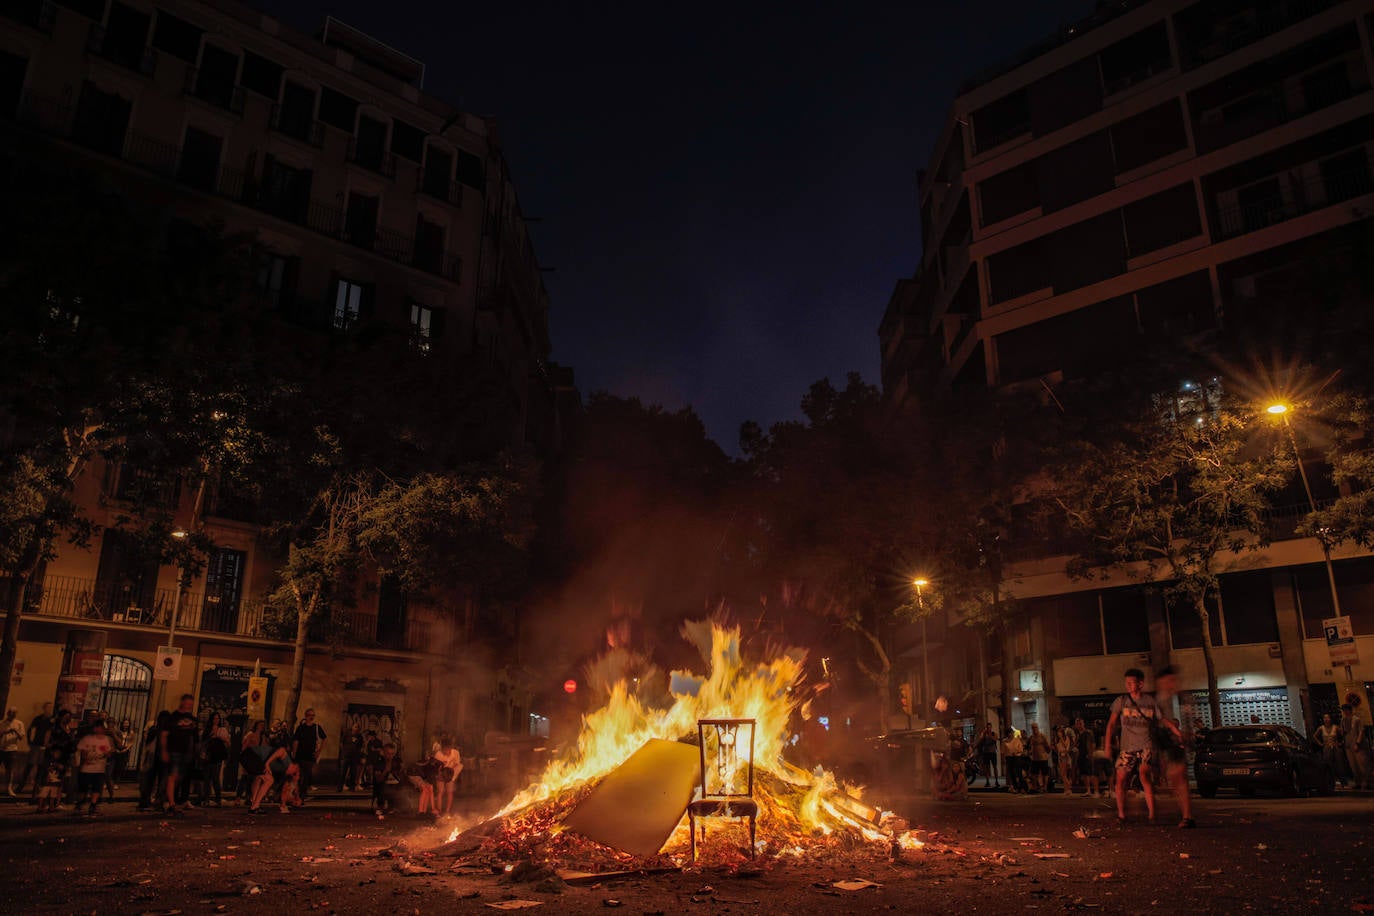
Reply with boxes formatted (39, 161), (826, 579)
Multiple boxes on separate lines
(487, 620), (896, 853)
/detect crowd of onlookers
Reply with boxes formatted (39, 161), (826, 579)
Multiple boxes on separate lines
(0, 700), (466, 819)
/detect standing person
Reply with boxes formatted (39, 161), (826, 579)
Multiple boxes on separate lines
(432, 734), (464, 815)
(158, 694), (199, 814)
(21, 702), (53, 797)
(105, 718), (133, 802)
(1315, 713), (1345, 788)
(290, 709), (326, 801)
(1003, 729), (1027, 793)
(1075, 718), (1100, 798)
(36, 744), (67, 813)
(1055, 726), (1076, 795)
(46, 710), (76, 805)
(136, 720), (161, 811)
(1104, 667), (1164, 824)
(370, 742), (404, 819)
(1, 708), (25, 796)
(1027, 723), (1051, 793)
(235, 721), (267, 803)
(73, 720), (113, 817)
(1340, 704), (1371, 790)
(1151, 665), (1194, 828)
(976, 724), (1000, 788)
(362, 730), (383, 790)
(338, 726), (365, 792)
(198, 713), (230, 807)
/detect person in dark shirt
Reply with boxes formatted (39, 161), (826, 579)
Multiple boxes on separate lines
(362, 731), (382, 789)
(290, 709), (326, 800)
(338, 726), (365, 791)
(370, 742), (404, 818)
(158, 694), (199, 813)
(22, 702), (53, 798)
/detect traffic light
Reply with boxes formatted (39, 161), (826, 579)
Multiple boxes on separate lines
(898, 683), (913, 716)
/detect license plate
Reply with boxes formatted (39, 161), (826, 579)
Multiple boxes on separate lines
(1222, 768), (1249, 776)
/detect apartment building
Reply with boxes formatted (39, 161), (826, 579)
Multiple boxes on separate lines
(880, 0), (1374, 737)
(0, 0), (568, 768)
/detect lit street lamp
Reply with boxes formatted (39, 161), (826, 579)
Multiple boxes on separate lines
(153, 528), (190, 714)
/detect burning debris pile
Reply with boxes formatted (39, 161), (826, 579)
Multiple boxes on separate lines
(439, 620), (925, 870)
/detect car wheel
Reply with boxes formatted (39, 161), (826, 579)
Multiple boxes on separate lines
(1198, 782), (1218, 799)
(1285, 768), (1303, 798)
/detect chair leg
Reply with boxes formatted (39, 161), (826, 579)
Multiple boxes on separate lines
(689, 813), (696, 861)
(748, 815), (756, 858)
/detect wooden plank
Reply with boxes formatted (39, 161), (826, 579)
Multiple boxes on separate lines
(561, 738), (701, 857)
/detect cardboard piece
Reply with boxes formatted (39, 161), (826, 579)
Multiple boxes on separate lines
(562, 738), (702, 857)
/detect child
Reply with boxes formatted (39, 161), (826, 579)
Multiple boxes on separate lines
(37, 746), (66, 813)
(74, 720), (113, 816)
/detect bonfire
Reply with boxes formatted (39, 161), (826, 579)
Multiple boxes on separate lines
(438, 619), (927, 872)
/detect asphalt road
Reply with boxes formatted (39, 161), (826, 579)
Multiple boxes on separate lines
(1, 787), (1371, 914)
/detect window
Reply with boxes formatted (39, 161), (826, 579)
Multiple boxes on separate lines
(422, 146), (453, 198)
(93, 528), (160, 621)
(258, 155), (311, 222)
(414, 215), (445, 274)
(456, 149), (484, 189)
(1166, 592), (1218, 650)
(979, 160), (1039, 226)
(1098, 21), (1172, 95)
(193, 44), (239, 110)
(318, 86), (358, 131)
(333, 278), (366, 330)
(1220, 571), (1279, 645)
(354, 114), (389, 172)
(0, 50), (25, 120)
(1320, 148), (1374, 203)
(1027, 55), (1102, 137)
(1044, 593), (1103, 657)
(151, 10), (201, 62)
(1111, 100), (1188, 173)
(71, 81), (130, 157)
(178, 126), (221, 192)
(254, 251), (298, 309)
(391, 119), (425, 162)
(1136, 270), (1217, 337)
(55, 0), (105, 20)
(1036, 131), (1114, 213)
(101, 2), (152, 72)
(240, 51), (282, 99)
(972, 89), (1029, 154)
(343, 192), (378, 249)
(275, 81), (316, 143)
(409, 302), (434, 353)
(1102, 587), (1151, 654)
(1123, 184), (1202, 257)
(200, 548), (245, 634)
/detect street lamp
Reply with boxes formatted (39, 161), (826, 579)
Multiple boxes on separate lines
(153, 529), (190, 714)
(913, 578), (931, 725)
(1265, 402), (1343, 619)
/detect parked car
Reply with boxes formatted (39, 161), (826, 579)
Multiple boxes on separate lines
(1193, 724), (1335, 798)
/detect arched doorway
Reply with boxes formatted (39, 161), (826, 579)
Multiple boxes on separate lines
(99, 655), (152, 774)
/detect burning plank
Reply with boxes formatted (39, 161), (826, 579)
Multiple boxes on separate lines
(562, 738), (701, 858)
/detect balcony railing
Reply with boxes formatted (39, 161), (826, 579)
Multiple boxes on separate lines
(1214, 162), (1374, 240)
(11, 573), (268, 638)
(416, 173), (462, 207)
(1180, 0), (1340, 71)
(7, 92), (463, 283)
(342, 610), (434, 652)
(184, 66), (245, 114)
(1194, 65), (1365, 154)
(86, 24), (158, 75)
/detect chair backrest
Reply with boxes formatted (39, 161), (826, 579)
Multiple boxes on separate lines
(696, 718), (756, 799)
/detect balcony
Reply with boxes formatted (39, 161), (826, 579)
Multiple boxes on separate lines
(1213, 158), (1374, 240)
(85, 24), (157, 75)
(1193, 60), (1367, 154)
(2, 0), (55, 32)
(416, 172), (462, 207)
(1179, 0), (1341, 71)
(341, 610), (434, 653)
(6, 92), (463, 284)
(269, 102), (323, 147)
(15, 573), (268, 639)
(184, 66), (244, 115)
(347, 138), (396, 178)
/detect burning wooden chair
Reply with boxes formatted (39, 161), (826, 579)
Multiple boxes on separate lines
(688, 718), (758, 860)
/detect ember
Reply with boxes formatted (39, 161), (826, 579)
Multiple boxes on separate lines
(443, 621), (922, 866)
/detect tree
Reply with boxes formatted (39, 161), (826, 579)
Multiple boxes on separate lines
(1050, 382), (1293, 722)
(1304, 391), (1374, 550)
(0, 167), (264, 715)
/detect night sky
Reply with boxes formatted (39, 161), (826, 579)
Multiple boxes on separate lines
(259, 0), (1092, 450)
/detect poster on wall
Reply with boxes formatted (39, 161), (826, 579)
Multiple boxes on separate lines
(198, 665), (275, 724)
(342, 703), (401, 750)
(154, 646), (183, 681)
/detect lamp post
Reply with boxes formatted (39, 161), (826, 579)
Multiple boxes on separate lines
(153, 529), (190, 715)
(913, 578), (931, 725)
(1267, 404), (1342, 617)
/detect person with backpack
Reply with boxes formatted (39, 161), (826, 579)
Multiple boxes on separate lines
(1104, 667), (1170, 825)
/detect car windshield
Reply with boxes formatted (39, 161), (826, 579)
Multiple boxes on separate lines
(1206, 728), (1277, 745)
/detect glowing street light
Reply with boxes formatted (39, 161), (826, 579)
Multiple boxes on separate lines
(912, 577), (932, 725)
(1265, 401), (1343, 618)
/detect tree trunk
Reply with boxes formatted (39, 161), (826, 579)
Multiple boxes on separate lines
(853, 623), (892, 730)
(283, 594), (314, 727)
(0, 571), (31, 716)
(1196, 599), (1222, 726)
